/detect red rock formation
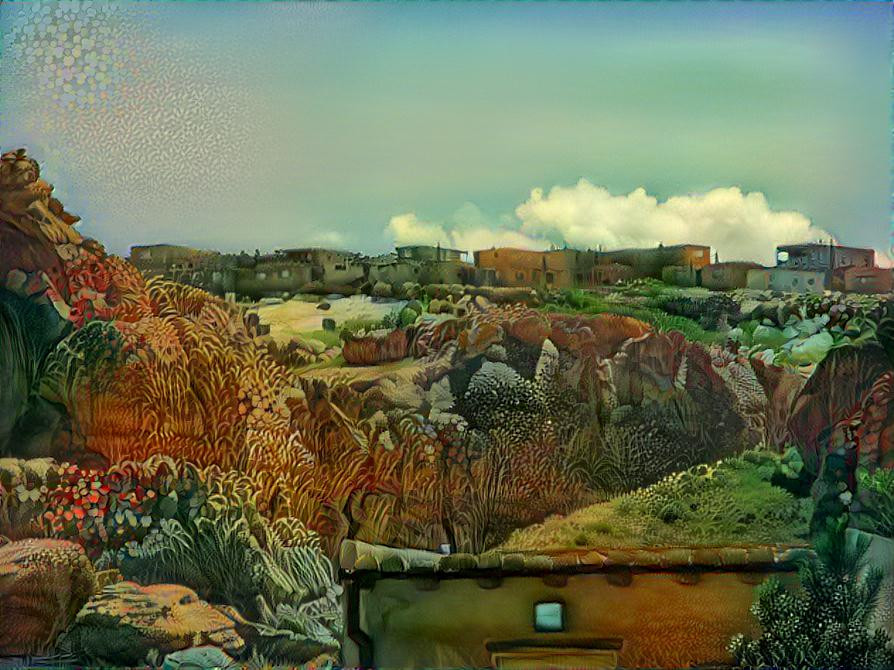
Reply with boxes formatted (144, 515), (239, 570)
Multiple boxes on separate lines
(342, 328), (409, 365)
(0, 538), (96, 655)
(787, 345), (893, 476)
(70, 581), (245, 664)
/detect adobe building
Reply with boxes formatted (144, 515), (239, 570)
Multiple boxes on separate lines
(231, 253), (314, 298)
(128, 243), (219, 279)
(775, 242), (874, 272)
(833, 266), (893, 294)
(340, 540), (806, 670)
(775, 242), (875, 289)
(587, 262), (634, 286)
(660, 265), (698, 287)
(278, 247), (365, 288)
(746, 267), (825, 294)
(597, 244), (711, 280)
(368, 245), (480, 290)
(700, 261), (763, 291)
(474, 248), (597, 289)
(396, 244), (467, 263)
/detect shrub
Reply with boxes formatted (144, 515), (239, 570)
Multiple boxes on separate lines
(0, 457), (207, 559)
(730, 521), (894, 670)
(549, 290), (720, 344)
(118, 504), (342, 664)
(854, 468), (894, 538)
(616, 451), (813, 545)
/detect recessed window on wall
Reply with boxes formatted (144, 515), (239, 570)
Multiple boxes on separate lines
(533, 601), (564, 632)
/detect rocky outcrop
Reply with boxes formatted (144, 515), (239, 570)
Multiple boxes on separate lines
(69, 581), (245, 665)
(0, 538), (96, 655)
(161, 645), (235, 670)
(788, 344), (894, 478)
(342, 328), (408, 365)
(0, 149), (82, 249)
(549, 313), (651, 360)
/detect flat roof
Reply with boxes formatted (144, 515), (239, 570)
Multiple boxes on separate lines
(396, 244), (466, 253)
(130, 243), (195, 250)
(475, 247), (577, 254)
(277, 247), (354, 255)
(777, 242), (873, 253)
(603, 243), (710, 253)
(340, 539), (810, 578)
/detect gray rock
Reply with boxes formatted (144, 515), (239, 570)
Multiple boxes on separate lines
(162, 646), (234, 670)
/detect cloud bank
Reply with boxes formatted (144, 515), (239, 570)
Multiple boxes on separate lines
(387, 180), (831, 266)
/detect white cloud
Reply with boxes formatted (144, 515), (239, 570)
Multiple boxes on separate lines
(874, 248), (893, 269)
(386, 211), (547, 255)
(386, 180), (831, 265)
(515, 180), (829, 265)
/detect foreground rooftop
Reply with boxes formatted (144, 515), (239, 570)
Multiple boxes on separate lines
(339, 539), (811, 577)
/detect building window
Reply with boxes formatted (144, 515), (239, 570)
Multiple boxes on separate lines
(534, 602), (565, 633)
(334, 263), (346, 271)
(777, 251), (790, 263)
(532, 270), (541, 282)
(516, 271), (525, 281)
(546, 272), (555, 284)
(807, 278), (815, 285)
(791, 277), (799, 285)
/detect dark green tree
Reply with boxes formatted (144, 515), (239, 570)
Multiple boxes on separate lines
(731, 520), (894, 670)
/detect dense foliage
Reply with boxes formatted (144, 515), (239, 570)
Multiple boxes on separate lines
(731, 522), (894, 670)
(502, 449), (814, 550)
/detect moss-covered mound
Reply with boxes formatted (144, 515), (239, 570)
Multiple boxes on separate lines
(502, 449), (813, 551)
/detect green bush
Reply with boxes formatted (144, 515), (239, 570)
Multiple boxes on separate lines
(730, 521), (894, 670)
(550, 290), (721, 344)
(118, 504), (342, 664)
(615, 450), (813, 544)
(854, 468), (894, 538)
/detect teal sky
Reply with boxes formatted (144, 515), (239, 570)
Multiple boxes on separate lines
(0, 1), (890, 260)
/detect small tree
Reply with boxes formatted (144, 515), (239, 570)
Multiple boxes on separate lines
(731, 520), (894, 670)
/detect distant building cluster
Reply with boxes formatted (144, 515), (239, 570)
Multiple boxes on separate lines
(127, 238), (892, 299)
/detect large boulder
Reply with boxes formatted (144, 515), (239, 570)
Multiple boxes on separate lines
(371, 281), (393, 298)
(790, 345), (893, 471)
(161, 645), (235, 670)
(342, 328), (408, 365)
(0, 538), (96, 655)
(69, 581), (245, 666)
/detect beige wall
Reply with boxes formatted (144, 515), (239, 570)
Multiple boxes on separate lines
(747, 268), (825, 294)
(347, 570), (795, 669)
(701, 263), (762, 290)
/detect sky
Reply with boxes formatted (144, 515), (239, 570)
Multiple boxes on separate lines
(0, 1), (890, 265)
